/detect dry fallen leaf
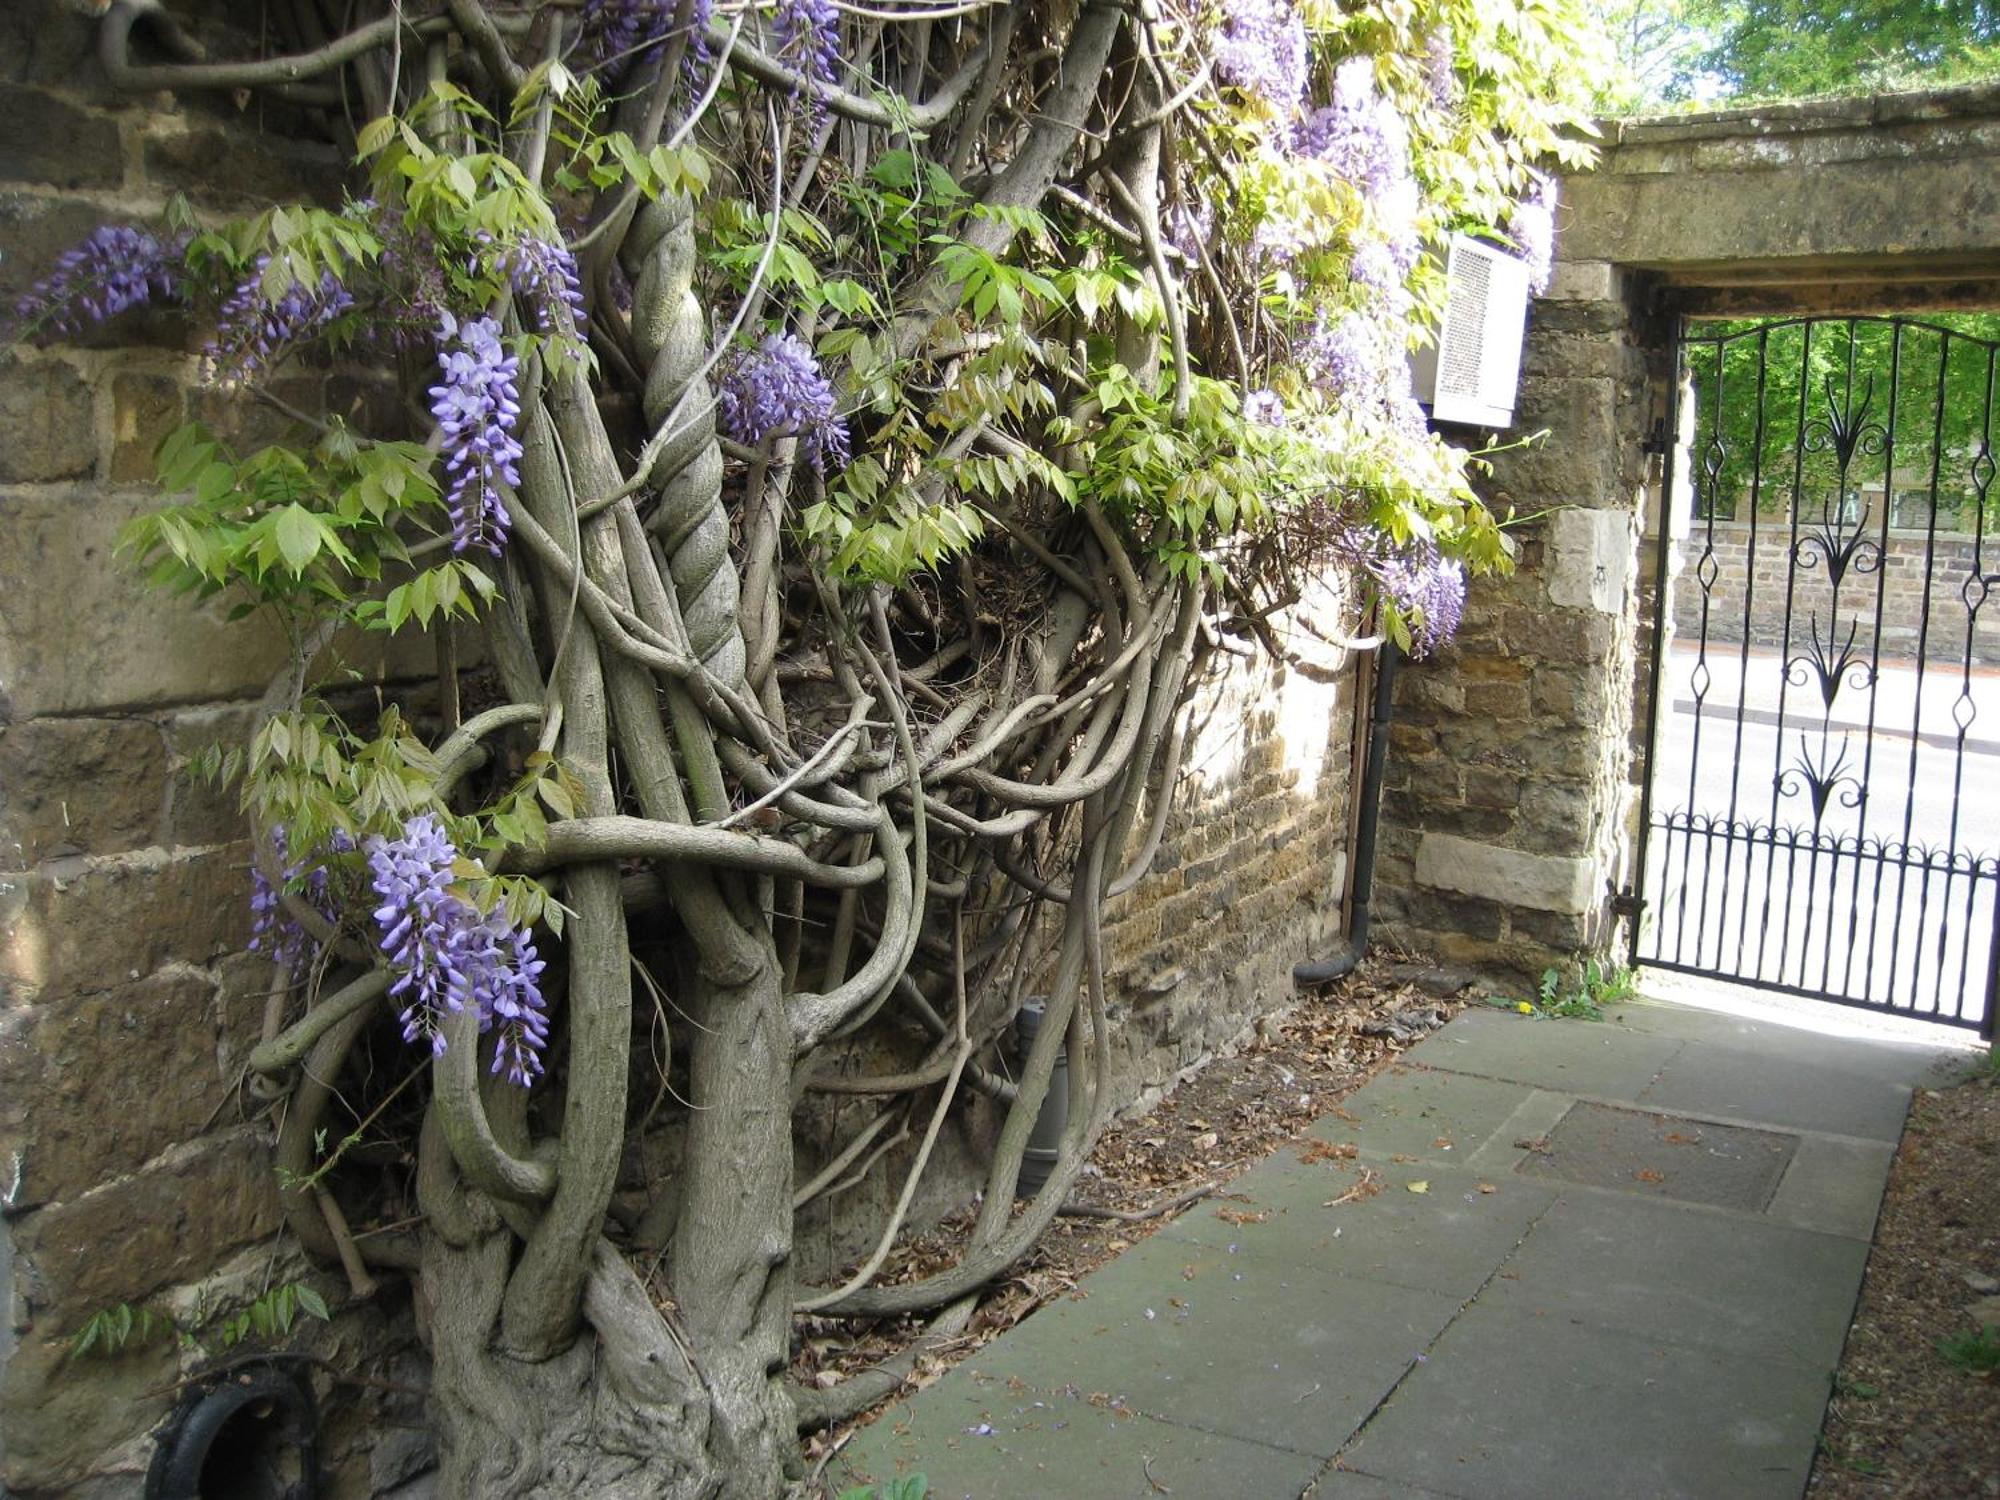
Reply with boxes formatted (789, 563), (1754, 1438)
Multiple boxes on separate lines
(1406, 1180), (1430, 1194)
(1477, 1182), (1497, 1194)
(1635, 1168), (1664, 1184)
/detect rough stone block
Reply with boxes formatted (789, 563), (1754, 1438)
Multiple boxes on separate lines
(1415, 831), (1597, 915)
(141, 124), (343, 209)
(0, 85), (121, 189)
(0, 970), (238, 1208)
(1544, 260), (1621, 302)
(0, 354), (96, 483)
(1, 843), (250, 1002)
(162, 703), (259, 846)
(0, 486), (435, 716)
(12, 1129), (283, 1324)
(0, 716), (167, 863)
(1484, 377), (1623, 504)
(1546, 506), (1637, 615)
(0, 1316), (176, 1496)
(108, 370), (186, 484)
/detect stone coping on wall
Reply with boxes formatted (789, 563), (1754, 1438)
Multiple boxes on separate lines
(1601, 78), (2000, 146)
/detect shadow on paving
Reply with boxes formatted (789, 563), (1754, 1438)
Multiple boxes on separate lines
(834, 996), (1971, 1500)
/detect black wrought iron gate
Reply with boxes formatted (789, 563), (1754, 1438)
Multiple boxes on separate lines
(1632, 315), (2000, 1035)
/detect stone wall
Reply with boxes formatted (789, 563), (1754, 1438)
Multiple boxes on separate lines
(1674, 520), (2000, 665)
(1375, 267), (1660, 979)
(1377, 81), (2000, 983)
(0, 9), (1361, 1494)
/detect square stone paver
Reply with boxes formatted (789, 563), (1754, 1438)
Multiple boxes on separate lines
(1343, 1304), (1832, 1500)
(1637, 1039), (1914, 1142)
(1301, 1066), (1541, 1164)
(834, 1364), (1324, 1500)
(1401, 1008), (1686, 1101)
(1477, 1190), (1868, 1368)
(1603, 1001), (1966, 1090)
(1513, 1100), (1798, 1211)
(960, 1231), (1462, 1459)
(1161, 1157), (1554, 1299)
(1308, 1468), (1470, 1498)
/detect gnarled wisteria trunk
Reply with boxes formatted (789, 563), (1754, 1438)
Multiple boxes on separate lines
(16, 0), (1597, 1491)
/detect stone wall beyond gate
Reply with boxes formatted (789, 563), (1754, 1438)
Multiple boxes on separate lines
(0, 6), (1358, 1494)
(1673, 520), (2000, 666)
(1377, 83), (2000, 981)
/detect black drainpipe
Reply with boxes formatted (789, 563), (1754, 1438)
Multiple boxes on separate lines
(1294, 640), (1400, 986)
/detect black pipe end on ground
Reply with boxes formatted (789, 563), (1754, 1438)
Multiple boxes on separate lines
(1293, 944), (1362, 986)
(146, 1358), (319, 1500)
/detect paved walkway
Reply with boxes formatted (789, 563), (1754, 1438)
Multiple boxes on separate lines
(834, 997), (1970, 1500)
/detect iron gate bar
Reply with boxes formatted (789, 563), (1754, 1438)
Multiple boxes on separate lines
(1630, 314), (2000, 1036)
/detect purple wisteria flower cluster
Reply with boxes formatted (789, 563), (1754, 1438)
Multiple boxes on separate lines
(429, 313), (524, 556)
(1294, 59), (1409, 198)
(1212, 0), (1308, 117)
(1301, 310), (1392, 404)
(12, 224), (183, 337)
(1509, 173), (1559, 296)
(1243, 388), (1287, 426)
(366, 813), (549, 1086)
(206, 257), (356, 384)
(583, 0), (713, 79)
(1295, 58), (1422, 303)
(1371, 541), (1466, 657)
(250, 826), (352, 976)
(1422, 27), (1457, 111)
(773, 0), (840, 121)
(499, 236), (588, 339)
(717, 331), (850, 471)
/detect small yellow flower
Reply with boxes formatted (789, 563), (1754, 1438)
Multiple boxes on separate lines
(1516, 1001), (1535, 1014)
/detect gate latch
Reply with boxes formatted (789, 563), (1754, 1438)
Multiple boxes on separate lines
(1610, 886), (1645, 921)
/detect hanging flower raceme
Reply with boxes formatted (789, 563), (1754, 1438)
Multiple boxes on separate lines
(499, 236), (588, 340)
(1509, 173), (1559, 296)
(1295, 58), (1411, 203)
(1422, 27), (1457, 111)
(1372, 541), (1467, 658)
(249, 826), (351, 976)
(1243, 388), (1288, 426)
(716, 331), (850, 472)
(1212, 0), (1308, 118)
(583, 0), (713, 80)
(429, 312), (524, 556)
(772, 0), (839, 120)
(1301, 310), (1394, 405)
(206, 257), (355, 384)
(13, 224), (183, 338)
(366, 813), (549, 1085)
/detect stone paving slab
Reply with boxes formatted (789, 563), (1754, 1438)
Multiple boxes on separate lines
(833, 1365), (1325, 1500)
(1159, 1157), (1555, 1300)
(922, 1230), (1462, 1460)
(1474, 1190), (1868, 1368)
(831, 1001), (1942, 1500)
(1298, 1064), (1541, 1163)
(1603, 999), (1966, 1089)
(1307, 1469), (1469, 1499)
(1341, 1303), (1833, 1500)
(1636, 1038), (1914, 1142)
(1764, 1133), (1899, 1240)
(1400, 1006), (1686, 1100)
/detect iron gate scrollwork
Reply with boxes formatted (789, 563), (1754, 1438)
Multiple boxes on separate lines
(1632, 315), (2000, 1034)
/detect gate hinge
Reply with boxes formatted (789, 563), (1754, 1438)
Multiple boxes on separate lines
(1640, 418), (1670, 458)
(1610, 887), (1645, 921)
